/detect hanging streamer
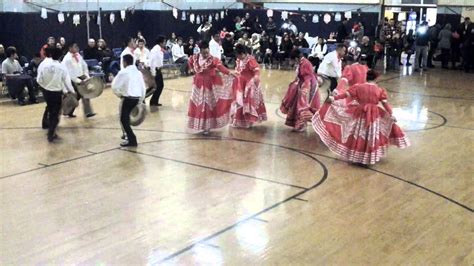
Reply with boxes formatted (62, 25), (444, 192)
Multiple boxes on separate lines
(110, 13), (115, 24)
(41, 8), (47, 19)
(73, 14), (80, 26)
(58, 12), (65, 24)
(267, 9), (273, 18)
(323, 13), (331, 24)
(312, 14), (319, 23)
(120, 10), (126, 21)
(344, 11), (352, 19)
(173, 8), (178, 19)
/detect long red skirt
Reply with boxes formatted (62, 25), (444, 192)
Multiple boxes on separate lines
(280, 80), (321, 130)
(231, 77), (267, 128)
(312, 101), (410, 164)
(187, 74), (234, 132)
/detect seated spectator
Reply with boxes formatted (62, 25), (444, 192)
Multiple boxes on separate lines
(137, 31), (146, 43)
(263, 36), (278, 67)
(97, 39), (113, 79)
(266, 17), (277, 38)
(0, 45), (6, 63)
(253, 17), (263, 34)
(308, 37), (327, 71)
(40, 36), (56, 59)
(83, 38), (100, 60)
(171, 37), (189, 76)
(25, 53), (42, 77)
(58, 36), (68, 56)
(222, 33), (235, 64)
(277, 34), (294, 66)
(293, 32), (309, 48)
(237, 32), (252, 50)
(197, 21), (213, 42)
(134, 39), (150, 66)
(166, 32), (177, 50)
(220, 27), (229, 40)
(359, 36), (375, 68)
(251, 33), (261, 56)
(209, 34), (223, 60)
(184, 37), (195, 57)
(1, 46), (37, 105)
(235, 16), (243, 38)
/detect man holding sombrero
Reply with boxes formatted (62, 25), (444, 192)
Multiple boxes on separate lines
(37, 47), (76, 142)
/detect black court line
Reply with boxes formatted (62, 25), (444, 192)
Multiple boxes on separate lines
(120, 148), (308, 190)
(0, 146), (121, 180)
(252, 217), (269, 223)
(294, 197), (309, 202)
(198, 242), (220, 249)
(297, 149), (474, 213)
(150, 137), (328, 262)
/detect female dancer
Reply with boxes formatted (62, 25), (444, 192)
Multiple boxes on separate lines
(312, 70), (410, 165)
(333, 61), (369, 105)
(280, 49), (321, 131)
(186, 41), (235, 134)
(231, 44), (267, 128)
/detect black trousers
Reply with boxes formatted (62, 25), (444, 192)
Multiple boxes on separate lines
(441, 49), (450, 68)
(7, 77), (36, 102)
(328, 76), (338, 91)
(42, 89), (62, 138)
(308, 57), (321, 72)
(121, 97), (139, 145)
(150, 69), (164, 105)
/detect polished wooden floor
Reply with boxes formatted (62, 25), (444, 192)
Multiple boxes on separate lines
(0, 66), (473, 265)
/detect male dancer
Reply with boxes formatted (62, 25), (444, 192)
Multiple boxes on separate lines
(62, 42), (96, 118)
(37, 48), (75, 142)
(148, 35), (166, 107)
(111, 54), (146, 147)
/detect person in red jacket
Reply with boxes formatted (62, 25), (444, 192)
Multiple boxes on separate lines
(40, 37), (56, 59)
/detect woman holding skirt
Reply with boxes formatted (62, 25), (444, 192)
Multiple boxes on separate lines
(231, 44), (267, 128)
(280, 49), (321, 131)
(187, 41), (235, 134)
(312, 70), (410, 165)
(333, 62), (369, 105)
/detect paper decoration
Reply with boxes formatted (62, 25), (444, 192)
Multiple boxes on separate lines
(97, 12), (101, 25)
(182, 11), (186, 21)
(398, 12), (407, 21)
(173, 8), (178, 19)
(215, 12), (219, 21)
(281, 11), (288, 20)
(335, 13), (341, 22)
(267, 9), (273, 17)
(323, 13), (331, 24)
(312, 14), (319, 23)
(58, 12), (65, 23)
(196, 15), (201, 24)
(221, 10), (225, 19)
(190, 13), (195, 23)
(73, 14), (80, 26)
(110, 13), (115, 24)
(208, 14), (213, 22)
(344, 11), (352, 19)
(120, 10), (126, 21)
(41, 8), (47, 19)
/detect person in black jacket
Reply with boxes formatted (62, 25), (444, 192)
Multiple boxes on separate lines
(336, 19), (349, 43)
(277, 34), (294, 67)
(222, 33), (235, 66)
(83, 38), (100, 60)
(414, 22), (430, 72)
(386, 33), (402, 71)
(293, 32), (309, 48)
(266, 17), (277, 38)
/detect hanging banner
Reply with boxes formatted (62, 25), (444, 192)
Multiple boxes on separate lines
(110, 13), (115, 24)
(120, 10), (126, 21)
(41, 8), (47, 19)
(312, 14), (319, 23)
(281, 11), (288, 20)
(173, 8), (178, 19)
(323, 13), (331, 24)
(190, 13), (195, 23)
(73, 14), (80, 26)
(344, 11), (352, 19)
(267, 9), (273, 18)
(181, 11), (186, 21)
(58, 12), (65, 23)
(335, 13), (341, 22)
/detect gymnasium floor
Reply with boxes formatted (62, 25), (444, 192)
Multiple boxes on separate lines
(0, 67), (473, 265)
